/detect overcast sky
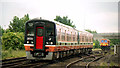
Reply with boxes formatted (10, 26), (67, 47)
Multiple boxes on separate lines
(0, 0), (119, 33)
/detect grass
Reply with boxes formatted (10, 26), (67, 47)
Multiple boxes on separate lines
(2, 49), (26, 60)
(99, 62), (109, 68)
(110, 61), (118, 66)
(99, 61), (119, 68)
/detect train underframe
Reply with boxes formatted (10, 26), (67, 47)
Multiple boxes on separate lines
(101, 46), (110, 51)
(26, 47), (92, 60)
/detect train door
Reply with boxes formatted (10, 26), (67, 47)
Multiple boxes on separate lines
(34, 22), (45, 51)
(36, 27), (43, 49)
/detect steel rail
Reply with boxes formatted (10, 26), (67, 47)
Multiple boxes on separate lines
(66, 54), (103, 68)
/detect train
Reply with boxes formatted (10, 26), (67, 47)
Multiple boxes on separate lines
(24, 18), (93, 60)
(100, 39), (110, 51)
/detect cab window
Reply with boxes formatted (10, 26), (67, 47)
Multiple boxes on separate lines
(105, 40), (107, 43)
(101, 40), (104, 43)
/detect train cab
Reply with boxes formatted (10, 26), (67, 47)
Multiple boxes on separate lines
(24, 18), (56, 58)
(100, 39), (110, 51)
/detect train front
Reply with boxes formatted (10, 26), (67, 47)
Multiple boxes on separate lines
(100, 39), (110, 50)
(24, 19), (56, 60)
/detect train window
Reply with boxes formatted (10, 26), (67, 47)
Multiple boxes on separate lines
(73, 34), (75, 41)
(82, 36), (84, 42)
(80, 35), (82, 42)
(37, 28), (43, 36)
(45, 23), (54, 37)
(105, 40), (107, 42)
(101, 40), (104, 43)
(65, 30), (66, 41)
(71, 32), (73, 42)
(62, 32), (65, 41)
(27, 22), (34, 36)
(57, 29), (61, 41)
(67, 33), (69, 41)
(85, 36), (86, 42)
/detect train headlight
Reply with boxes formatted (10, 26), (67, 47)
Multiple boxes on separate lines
(31, 41), (33, 44)
(51, 42), (53, 44)
(46, 42), (48, 44)
(27, 41), (29, 43)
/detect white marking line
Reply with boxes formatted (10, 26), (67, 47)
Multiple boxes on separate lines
(24, 44), (34, 46)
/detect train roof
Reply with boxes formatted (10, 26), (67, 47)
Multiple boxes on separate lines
(53, 20), (93, 36)
(27, 18), (93, 36)
(100, 39), (110, 41)
(26, 17), (55, 24)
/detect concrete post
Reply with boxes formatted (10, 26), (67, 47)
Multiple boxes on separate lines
(114, 45), (116, 55)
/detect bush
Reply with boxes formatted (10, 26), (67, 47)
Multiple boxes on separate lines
(93, 40), (100, 49)
(2, 32), (24, 50)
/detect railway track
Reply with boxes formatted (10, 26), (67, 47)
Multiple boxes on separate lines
(2, 57), (27, 68)
(1, 54), (82, 68)
(1, 50), (105, 68)
(86, 56), (104, 68)
(66, 54), (104, 68)
(2, 57), (57, 68)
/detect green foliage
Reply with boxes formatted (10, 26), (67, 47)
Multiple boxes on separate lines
(110, 43), (114, 47)
(109, 39), (120, 45)
(85, 29), (97, 34)
(0, 26), (5, 35)
(54, 16), (76, 28)
(2, 32), (24, 50)
(5, 29), (10, 33)
(93, 40), (100, 48)
(9, 14), (29, 32)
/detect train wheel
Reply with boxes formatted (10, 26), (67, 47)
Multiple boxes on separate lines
(57, 52), (59, 59)
(77, 50), (79, 54)
(67, 50), (70, 56)
(65, 51), (67, 57)
(63, 52), (66, 57)
(72, 50), (75, 55)
(70, 50), (73, 55)
(74, 50), (76, 55)
(53, 52), (57, 60)
(78, 49), (81, 54)
(85, 49), (88, 54)
(59, 51), (63, 58)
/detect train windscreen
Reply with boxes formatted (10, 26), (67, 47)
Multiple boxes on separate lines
(25, 22), (34, 44)
(101, 40), (104, 43)
(27, 22), (34, 36)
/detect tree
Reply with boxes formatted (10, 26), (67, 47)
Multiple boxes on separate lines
(9, 14), (29, 32)
(109, 39), (120, 45)
(85, 29), (97, 34)
(93, 40), (100, 48)
(54, 16), (76, 28)
(0, 26), (4, 35)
